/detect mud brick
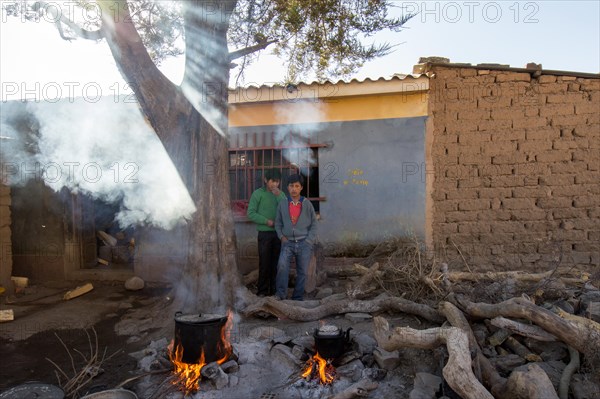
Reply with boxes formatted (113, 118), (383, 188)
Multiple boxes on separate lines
(445, 211), (478, 222)
(526, 128), (560, 141)
(512, 187), (551, 198)
(537, 197), (573, 208)
(518, 140), (553, 152)
(547, 93), (588, 104)
(573, 196), (600, 208)
(490, 175), (525, 187)
(479, 233), (514, 244)
(492, 221), (526, 234)
(435, 200), (459, 212)
(536, 83), (568, 94)
(502, 198), (536, 210)
(478, 119), (513, 131)
(580, 79), (600, 91)
(458, 199), (491, 211)
(458, 132), (492, 144)
(446, 189), (478, 199)
(496, 72), (531, 82)
(458, 109), (492, 120)
(539, 104), (575, 117)
(477, 96), (513, 109)
(458, 222), (492, 234)
(551, 115), (585, 127)
(492, 108), (520, 120)
(477, 210), (512, 221)
(491, 130), (526, 141)
(524, 107), (540, 117)
(574, 102), (599, 115)
(538, 75), (557, 84)
(436, 223), (458, 234)
(552, 139), (585, 150)
(478, 188), (512, 198)
(575, 173), (600, 184)
(513, 117), (548, 129)
(510, 209), (548, 220)
(552, 208), (588, 219)
(535, 151), (572, 163)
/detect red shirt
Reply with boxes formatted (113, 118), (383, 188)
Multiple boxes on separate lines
(288, 200), (302, 225)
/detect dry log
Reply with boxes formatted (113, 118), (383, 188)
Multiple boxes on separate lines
(347, 262), (382, 299)
(0, 309), (14, 322)
(323, 263), (370, 278)
(438, 302), (505, 390)
(305, 252), (318, 294)
(63, 283), (94, 300)
(452, 295), (600, 355)
(243, 293), (444, 323)
(490, 317), (558, 342)
(503, 336), (542, 362)
(373, 316), (494, 399)
(488, 328), (512, 347)
(558, 346), (579, 399)
(444, 270), (588, 285)
(327, 378), (378, 399)
(242, 269), (259, 285)
(11, 276), (28, 288)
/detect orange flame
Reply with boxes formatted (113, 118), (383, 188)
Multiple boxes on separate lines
(169, 310), (234, 393)
(301, 352), (336, 385)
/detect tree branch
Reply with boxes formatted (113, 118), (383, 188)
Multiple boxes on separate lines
(229, 39), (277, 61)
(34, 1), (104, 40)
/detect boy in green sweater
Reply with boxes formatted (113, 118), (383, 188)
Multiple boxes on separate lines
(247, 169), (287, 296)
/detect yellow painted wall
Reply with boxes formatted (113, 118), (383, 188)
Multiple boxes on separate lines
(229, 92), (428, 127)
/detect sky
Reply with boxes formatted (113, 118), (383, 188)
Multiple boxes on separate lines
(1, 0), (599, 102)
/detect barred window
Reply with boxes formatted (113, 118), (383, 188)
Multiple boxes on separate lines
(228, 131), (326, 219)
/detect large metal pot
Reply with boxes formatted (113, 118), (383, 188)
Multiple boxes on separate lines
(313, 325), (352, 362)
(173, 312), (228, 364)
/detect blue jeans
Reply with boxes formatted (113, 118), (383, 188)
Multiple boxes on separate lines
(276, 240), (313, 300)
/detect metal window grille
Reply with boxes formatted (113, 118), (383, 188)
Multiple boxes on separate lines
(229, 131), (326, 218)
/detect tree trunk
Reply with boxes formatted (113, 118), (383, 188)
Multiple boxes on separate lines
(99, 0), (240, 312)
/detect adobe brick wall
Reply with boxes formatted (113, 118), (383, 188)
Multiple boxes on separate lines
(427, 66), (599, 271)
(0, 183), (12, 289)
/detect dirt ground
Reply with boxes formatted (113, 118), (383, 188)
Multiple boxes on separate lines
(0, 280), (441, 398)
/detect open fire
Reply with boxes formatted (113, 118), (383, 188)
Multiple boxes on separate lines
(301, 352), (337, 384)
(168, 310), (233, 393)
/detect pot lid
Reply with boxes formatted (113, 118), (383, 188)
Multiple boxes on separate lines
(175, 313), (227, 324)
(317, 325), (341, 336)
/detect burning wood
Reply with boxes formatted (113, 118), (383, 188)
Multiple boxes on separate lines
(301, 352), (337, 385)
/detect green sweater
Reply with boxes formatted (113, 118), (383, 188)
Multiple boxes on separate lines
(247, 187), (287, 231)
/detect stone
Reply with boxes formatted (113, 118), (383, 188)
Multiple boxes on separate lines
(270, 344), (302, 368)
(571, 374), (600, 399)
(220, 360), (239, 373)
(361, 354), (375, 368)
(409, 372), (442, 399)
(149, 338), (169, 351)
(337, 351), (361, 366)
(291, 345), (307, 361)
(373, 347), (400, 371)
(228, 375), (239, 387)
(361, 367), (387, 381)
(514, 361), (565, 391)
(345, 313), (373, 322)
(321, 293), (347, 303)
(353, 332), (377, 354)
(585, 302), (600, 323)
(291, 335), (315, 351)
(336, 359), (365, 382)
(124, 276), (145, 291)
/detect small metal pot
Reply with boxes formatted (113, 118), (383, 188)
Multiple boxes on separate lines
(173, 312), (228, 364)
(313, 325), (352, 361)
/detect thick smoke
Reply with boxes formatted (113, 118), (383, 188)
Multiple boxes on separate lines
(0, 97), (195, 229)
(272, 100), (325, 170)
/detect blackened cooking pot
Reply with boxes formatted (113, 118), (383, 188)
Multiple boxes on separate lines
(313, 325), (352, 361)
(173, 312), (228, 364)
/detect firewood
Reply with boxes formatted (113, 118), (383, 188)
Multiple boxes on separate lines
(242, 269), (258, 285)
(10, 276), (28, 288)
(372, 316), (494, 399)
(0, 309), (14, 322)
(490, 316), (558, 342)
(347, 263), (382, 299)
(488, 328), (513, 347)
(503, 336), (543, 362)
(443, 270), (588, 285)
(558, 346), (579, 399)
(97, 231), (117, 247)
(63, 283), (94, 300)
(323, 263), (370, 278)
(451, 294), (600, 355)
(243, 293), (444, 323)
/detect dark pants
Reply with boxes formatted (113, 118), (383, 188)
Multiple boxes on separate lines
(257, 231), (281, 296)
